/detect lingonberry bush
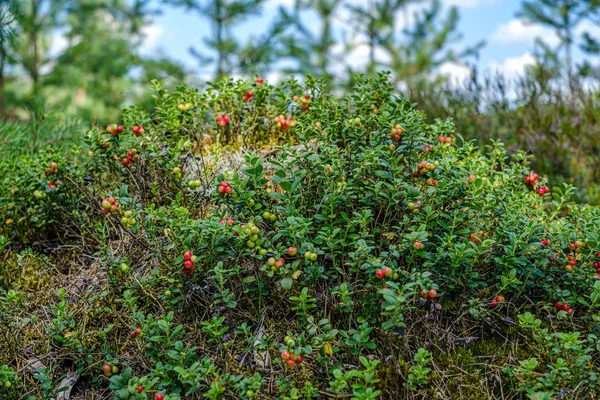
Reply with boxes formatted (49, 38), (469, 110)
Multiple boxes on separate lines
(1, 73), (600, 399)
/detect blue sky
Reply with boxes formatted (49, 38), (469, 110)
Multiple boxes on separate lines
(135, 0), (596, 81)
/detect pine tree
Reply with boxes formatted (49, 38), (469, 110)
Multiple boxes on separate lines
(517, 0), (600, 90)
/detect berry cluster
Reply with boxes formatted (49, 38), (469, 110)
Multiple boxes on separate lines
(102, 364), (119, 377)
(416, 161), (435, 176)
(262, 211), (278, 222)
(281, 350), (303, 367)
(33, 190), (47, 199)
(524, 172), (539, 186)
(426, 178), (438, 186)
(101, 197), (119, 214)
(414, 241), (425, 250)
(267, 257), (285, 270)
(390, 124), (404, 140)
(275, 115), (296, 131)
(105, 124), (123, 135)
(216, 114), (230, 126)
(182, 251), (197, 275)
(220, 217), (235, 225)
(242, 223), (263, 250)
(420, 288), (437, 300)
(177, 102), (193, 111)
(568, 241), (585, 251)
(438, 135), (452, 143)
(189, 180), (202, 189)
(132, 125), (144, 136)
(129, 327), (142, 339)
(304, 251), (318, 261)
(490, 295), (505, 306)
(407, 201), (421, 213)
(45, 161), (58, 177)
(120, 210), (136, 227)
(217, 181), (232, 195)
(243, 91), (254, 101)
(121, 148), (139, 168)
(172, 167), (182, 179)
(537, 186), (550, 196)
(540, 238), (550, 246)
(293, 94), (311, 111)
(375, 267), (392, 279)
(555, 301), (573, 315)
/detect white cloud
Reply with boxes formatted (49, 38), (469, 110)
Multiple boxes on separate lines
(140, 23), (165, 54)
(488, 52), (536, 77)
(437, 62), (472, 82)
(490, 19), (559, 46)
(443, 0), (497, 8)
(264, 0), (295, 7)
(48, 30), (69, 58)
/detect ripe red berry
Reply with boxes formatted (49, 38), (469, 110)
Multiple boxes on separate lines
(183, 251), (193, 260)
(184, 260), (194, 268)
(286, 359), (295, 367)
(428, 289), (437, 299)
(288, 247), (298, 256)
(496, 295), (504, 303)
(281, 350), (290, 360)
(383, 267), (392, 276)
(420, 289), (428, 298)
(295, 355), (303, 364)
(137, 386), (144, 393)
(130, 331), (136, 338)
(490, 298), (497, 306)
(135, 328), (141, 336)
(155, 394), (164, 400)
(375, 270), (385, 279)
(102, 364), (111, 373)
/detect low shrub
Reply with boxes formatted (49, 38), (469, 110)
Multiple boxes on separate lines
(1, 74), (599, 399)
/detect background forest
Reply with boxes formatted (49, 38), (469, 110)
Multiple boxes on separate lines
(2, 0), (600, 202)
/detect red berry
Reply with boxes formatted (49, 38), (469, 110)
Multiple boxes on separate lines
(184, 260), (194, 268)
(137, 386), (144, 393)
(561, 303), (570, 311)
(286, 359), (295, 367)
(496, 295), (505, 303)
(155, 394), (164, 400)
(130, 331), (136, 338)
(288, 247), (298, 256)
(490, 298), (497, 306)
(375, 270), (385, 279)
(428, 289), (437, 299)
(295, 355), (303, 364)
(102, 364), (111, 373)
(135, 328), (141, 335)
(281, 350), (290, 360)
(183, 251), (193, 260)
(420, 289), (428, 298)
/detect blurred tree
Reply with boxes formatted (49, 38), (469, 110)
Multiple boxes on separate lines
(385, 0), (483, 84)
(167, 0), (290, 78)
(7, 0), (67, 97)
(280, 0), (345, 81)
(518, 0), (600, 90)
(0, 1), (18, 117)
(345, 0), (417, 75)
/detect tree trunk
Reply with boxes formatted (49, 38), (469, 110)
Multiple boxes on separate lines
(0, 44), (5, 118)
